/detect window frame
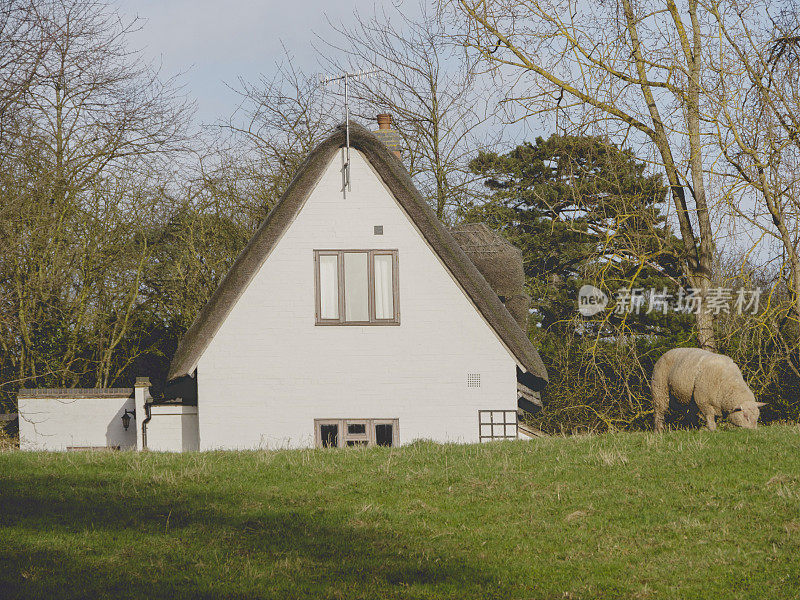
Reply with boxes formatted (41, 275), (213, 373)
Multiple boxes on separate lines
(478, 410), (518, 442)
(313, 249), (400, 325)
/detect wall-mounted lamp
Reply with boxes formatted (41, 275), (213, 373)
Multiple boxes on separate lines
(121, 408), (136, 431)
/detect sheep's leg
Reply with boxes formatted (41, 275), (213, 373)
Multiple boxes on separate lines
(700, 410), (717, 431)
(651, 359), (671, 432)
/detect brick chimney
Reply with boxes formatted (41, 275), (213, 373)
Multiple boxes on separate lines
(373, 113), (402, 159)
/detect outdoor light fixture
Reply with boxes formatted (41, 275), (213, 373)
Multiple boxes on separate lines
(121, 409), (136, 431)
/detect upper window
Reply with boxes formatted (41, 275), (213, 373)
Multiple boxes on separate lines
(314, 250), (399, 325)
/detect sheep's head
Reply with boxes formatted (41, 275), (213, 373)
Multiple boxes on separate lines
(728, 401), (766, 429)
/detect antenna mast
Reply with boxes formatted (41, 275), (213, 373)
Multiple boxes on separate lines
(320, 68), (377, 191)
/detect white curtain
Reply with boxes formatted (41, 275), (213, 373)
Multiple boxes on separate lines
(319, 255), (339, 319)
(374, 254), (394, 319)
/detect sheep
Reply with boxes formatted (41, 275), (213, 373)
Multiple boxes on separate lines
(652, 347), (765, 431)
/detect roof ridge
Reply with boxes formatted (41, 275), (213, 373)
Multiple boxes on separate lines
(18, 388), (134, 398)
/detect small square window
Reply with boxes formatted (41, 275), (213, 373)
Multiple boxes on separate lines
(478, 410), (517, 442)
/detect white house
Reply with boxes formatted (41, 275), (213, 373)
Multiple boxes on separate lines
(19, 118), (547, 451)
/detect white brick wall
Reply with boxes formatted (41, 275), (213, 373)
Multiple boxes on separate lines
(196, 149), (519, 449)
(19, 395), (136, 451)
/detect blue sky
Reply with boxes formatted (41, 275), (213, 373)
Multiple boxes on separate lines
(112, 0), (768, 257)
(116, 0), (419, 126)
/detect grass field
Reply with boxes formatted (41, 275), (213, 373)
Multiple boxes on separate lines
(1, 425), (799, 599)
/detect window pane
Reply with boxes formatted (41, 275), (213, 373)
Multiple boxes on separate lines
(319, 255), (339, 319)
(374, 254), (394, 319)
(320, 424), (338, 448)
(347, 423), (366, 435)
(344, 252), (369, 321)
(375, 424), (393, 447)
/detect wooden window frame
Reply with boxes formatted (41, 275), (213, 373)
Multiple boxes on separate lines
(478, 410), (518, 442)
(314, 250), (400, 325)
(314, 418), (400, 448)
(344, 420), (369, 446)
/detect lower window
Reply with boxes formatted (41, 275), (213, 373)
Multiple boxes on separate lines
(314, 418), (399, 448)
(478, 410), (518, 441)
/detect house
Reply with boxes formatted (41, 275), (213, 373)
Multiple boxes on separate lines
(18, 117), (547, 451)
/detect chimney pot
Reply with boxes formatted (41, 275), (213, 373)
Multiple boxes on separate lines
(377, 113), (392, 130)
(374, 113), (402, 159)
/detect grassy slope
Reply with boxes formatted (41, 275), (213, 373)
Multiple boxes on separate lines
(1, 425), (799, 600)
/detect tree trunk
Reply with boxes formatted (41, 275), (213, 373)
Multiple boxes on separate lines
(626, 0), (717, 351)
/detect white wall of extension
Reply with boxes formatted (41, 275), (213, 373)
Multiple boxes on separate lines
(146, 405), (199, 452)
(18, 394), (136, 451)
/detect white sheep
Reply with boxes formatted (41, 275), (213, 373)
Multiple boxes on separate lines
(652, 348), (765, 431)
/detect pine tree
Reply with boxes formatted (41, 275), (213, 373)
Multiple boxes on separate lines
(465, 134), (689, 341)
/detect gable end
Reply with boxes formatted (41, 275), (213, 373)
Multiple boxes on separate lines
(167, 123), (547, 390)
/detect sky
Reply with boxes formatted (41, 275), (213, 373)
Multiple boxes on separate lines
(112, 0), (767, 259)
(116, 0), (420, 127)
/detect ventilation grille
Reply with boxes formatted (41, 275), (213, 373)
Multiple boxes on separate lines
(373, 225), (384, 235)
(467, 373), (481, 388)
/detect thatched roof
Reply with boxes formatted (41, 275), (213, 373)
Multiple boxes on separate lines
(167, 122), (547, 390)
(450, 223), (531, 331)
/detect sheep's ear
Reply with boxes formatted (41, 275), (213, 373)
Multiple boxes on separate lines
(755, 402), (767, 408)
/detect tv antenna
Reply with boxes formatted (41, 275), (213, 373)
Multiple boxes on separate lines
(320, 68), (377, 191)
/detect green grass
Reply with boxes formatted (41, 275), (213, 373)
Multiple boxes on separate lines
(1, 426), (799, 599)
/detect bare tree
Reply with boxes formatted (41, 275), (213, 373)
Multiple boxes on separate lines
(0, 0), (191, 394)
(21, 0), (189, 206)
(0, 0), (50, 120)
(450, 0), (720, 349)
(218, 54), (337, 226)
(705, 1), (800, 372)
(321, 2), (502, 221)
